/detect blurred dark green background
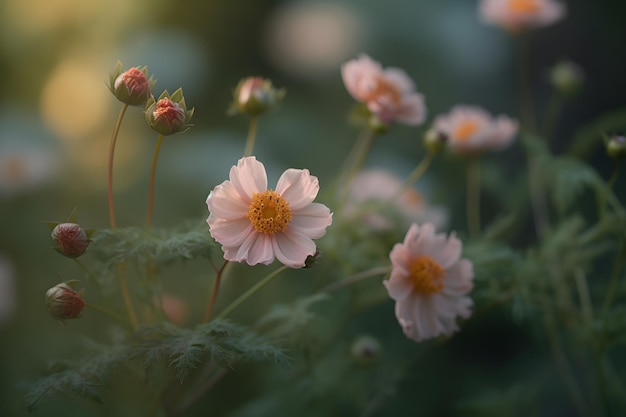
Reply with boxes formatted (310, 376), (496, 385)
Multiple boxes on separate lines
(1, 0), (626, 416)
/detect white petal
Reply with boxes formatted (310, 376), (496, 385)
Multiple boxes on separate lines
(289, 203), (332, 239)
(230, 156), (267, 198)
(206, 181), (251, 220)
(275, 168), (319, 210)
(272, 230), (316, 268)
(208, 217), (253, 247)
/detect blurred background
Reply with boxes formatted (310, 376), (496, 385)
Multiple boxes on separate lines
(1, 0), (626, 416)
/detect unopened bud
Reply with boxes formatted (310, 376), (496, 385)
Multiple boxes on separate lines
(109, 62), (154, 106)
(350, 335), (381, 365)
(606, 135), (626, 160)
(423, 128), (447, 154)
(303, 250), (322, 269)
(145, 88), (194, 135)
(549, 60), (584, 97)
(230, 77), (285, 116)
(367, 114), (389, 135)
(46, 282), (85, 321)
(51, 223), (90, 258)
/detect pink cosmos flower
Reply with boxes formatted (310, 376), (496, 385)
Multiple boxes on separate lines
(480, 0), (566, 32)
(384, 223), (473, 342)
(206, 156), (333, 268)
(341, 54), (426, 126)
(433, 105), (518, 154)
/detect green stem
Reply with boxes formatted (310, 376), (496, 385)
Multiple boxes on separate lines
(467, 157), (481, 237)
(543, 91), (564, 148)
(600, 161), (620, 220)
(392, 152), (435, 202)
(602, 241), (626, 313)
(318, 266), (391, 294)
(337, 129), (377, 211)
(146, 134), (164, 230)
(203, 260), (230, 322)
(517, 35), (536, 133)
(574, 268), (593, 323)
(243, 115), (259, 157)
(107, 103), (129, 229)
(216, 265), (289, 320)
(116, 263), (139, 331)
(73, 258), (102, 291)
(85, 302), (126, 324)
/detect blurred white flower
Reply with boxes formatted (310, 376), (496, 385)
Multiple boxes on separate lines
(0, 255), (17, 324)
(264, 2), (363, 79)
(344, 169), (448, 231)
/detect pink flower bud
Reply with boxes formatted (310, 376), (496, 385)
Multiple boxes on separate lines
(51, 223), (90, 258)
(109, 62), (154, 106)
(46, 282), (85, 321)
(145, 88), (194, 135)
(230, 77), (285, 115)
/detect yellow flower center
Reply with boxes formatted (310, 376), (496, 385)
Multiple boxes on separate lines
(408, 256), (445, 294)
(508, 0), (540, 14)
(247, 190), (293, 234)
(453, 120), (480, 142)
(364, 76), (401, 105)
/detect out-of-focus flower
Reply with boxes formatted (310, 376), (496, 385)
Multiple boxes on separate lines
(350, 335), (382, 364)
(264, 2), (363, 79)
(549, 60), (584, 97)
(344, 169), (448, 232)
(46, 282), (85, 322)
(480, 0), (566, 32)
(145, 88), (194, 136)
(0, 147), (60, 199)
(433, 105), (518, 154)
(606, 135), (626, 160)
(156, 293), (190, 326)
(109, 62), (155, 106)
(229, 77), (285, 116)
(206, 156), (333, 268)
(384, 223), (473, 342)
(0, 255), (17, 325)
(341, 54), (426, 126)
(50, 223), (91, 258)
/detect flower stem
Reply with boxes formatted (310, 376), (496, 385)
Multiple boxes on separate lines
(147, 134), (164, 230)
(319, 266), (391, 294)
(73, 258), (102, 291)
(243, 115), (259, 157)
(517, 35), (536, 133)
(117, 263), (139, 331)
(602, 240), (626, 314)
(216, 265), (289, 320)
(85, 302), (126, 324)
(599, 160), (620, 220)
(391, 151), (435, 202)
(467, 157), (481, 237)
(203, 260), (230, 322)
(107, 103), (129, 229)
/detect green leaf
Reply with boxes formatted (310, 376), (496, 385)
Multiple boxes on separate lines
(548, 157), (601, 214)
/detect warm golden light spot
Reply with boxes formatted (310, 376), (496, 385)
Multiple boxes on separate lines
(364, 76), (401, 105)
(508, 0), (540, 14)
(408, 256), (445, 294)
(247, 190), (292, 234)
(453, 120), (480, 142)
(3, 156), (26, 181)
(402, 188), (423, 206)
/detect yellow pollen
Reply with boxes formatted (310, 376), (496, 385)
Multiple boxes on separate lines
(508, 0), (540, 14)
(247, 190), (292, 234)
(364, 76), (401, 105)
(453, 120), (480, 142)
(408, 256), (445, 294)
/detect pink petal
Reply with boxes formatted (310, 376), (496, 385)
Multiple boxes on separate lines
(206, 182), (250, 220)
(229, 156), (267, 198)
(272, 230), (316, 268)
(383, 272), (413, 302)
(341, 54), (382, 102)
(289, 203), (332, 239)
(208, 217), (253, 247)
(442, 259), (474, 296)
(383, 67), (415, 93)
(246, 234), (275, 265)
(394, 93), (426, 126)
(275, 168), (319, 210)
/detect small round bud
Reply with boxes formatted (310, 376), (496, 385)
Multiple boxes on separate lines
(51, 223), (90, 258)
(367, 114), (390, 135)
(549, 60), (584, 97)
(606, 135), (626, 160)
(423, 128), (447, 154)
(350, 335), (382, 365)
(230, 77), (285, 116)
(109, 62), (154, 106)
(46, 282), (85, 321)
(145, 88), (194, 135)
(303, 250), (321, 269)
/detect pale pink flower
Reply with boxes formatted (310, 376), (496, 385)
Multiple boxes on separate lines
(344, 169), (448, 231)
(384, 223), (473, 342)
(206, 156), (333, 268)
(480, 0), (566, 32)
(341, 54), (426, 126)
(434, 105), (518, 154)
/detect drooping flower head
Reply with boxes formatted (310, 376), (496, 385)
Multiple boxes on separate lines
(108, 61), (155, 106)
(384, 223), (473, 342)
(206, 157), (333, 268)
(433, 105), (518, 154)
(480, 0), (566, 32)
(341, 54), (426, 127)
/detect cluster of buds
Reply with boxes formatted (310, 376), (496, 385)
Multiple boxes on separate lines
(46, 282), (85, 322)
(145, 88), (194, 135)
(229, 76), (285, 116)
(108, 62), (155, 106)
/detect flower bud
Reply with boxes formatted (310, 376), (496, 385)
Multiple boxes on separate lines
(350, 335), (381, 365)
(51, 223), (90, 258)
(303, 250), (322, 269)
(145, 88), (194, 135)
(423, 128), (447, 154)
(108, 61), (155, 106)
(46, 282), (85, 321)
(549, 60), (584, 97)
(606, 135), (626, 160)
(367, 114), (390, 135)
(229, 77), (285, 116)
